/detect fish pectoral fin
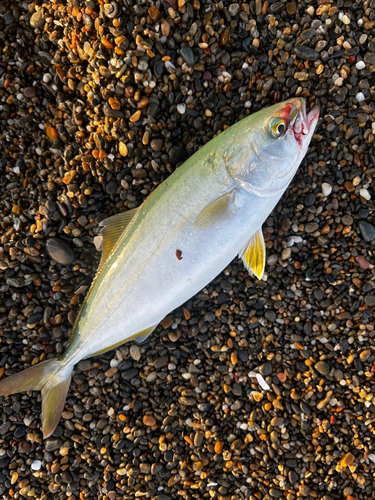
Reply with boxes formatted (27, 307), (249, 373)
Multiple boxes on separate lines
(98, 207), (140, 267)
(240, 228), (266, 280)
(193, 189), (237, 229)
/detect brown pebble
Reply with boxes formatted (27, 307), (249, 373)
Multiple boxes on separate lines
(214, 441), (224, 454)
(286, 2), (297, 14)
(119, 142), (128, 157)
(143, 415), (156, 426)
(130, 110), (141, 122)
(148, 6), (160, 19)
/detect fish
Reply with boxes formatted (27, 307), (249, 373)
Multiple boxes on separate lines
(0, 97), (319, 437)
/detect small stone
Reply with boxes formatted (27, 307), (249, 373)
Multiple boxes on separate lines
(315, 361), (330, 375)
(359, 350), (371, 362)
(365, 295), (375, 306)
(356, 61), (366, 70)
(364, 53), (375, 65)
(30, 10), (45, 28)
(31, 460), (42, 471)
(142, 415), (156, 426)
(341, 215), (353, 225)
(360, 188), (371, 200)
(358, 221), (375, 242)
(151, 138), (163, 152)
(148, 6), (160, 20)
(294, 46), (319, 61)
(305, 194), (315, 206)
(271, 417), (285, 427)
(259, 362), (272, 376)
(286, 2), (297, 15)
(46, 126), (59, 141)
(180, 47), (195, 67)
(45, 238), (74, 265)
(281, 248), (291, 260)
(130, 345), (141, 361)
(356, 255), (370, 270)
(265, 310), (276, 322)
(119, 142), (128, 156)
(356, 92), (365, 102)
(341, 452), (355, 466)
(322, 183), (332, 196)
(177, 103), (186, 114)
(305, 222), (319, 233)
(228, 3), (239, 16)
(24, 87), (36, 98)
(342, 14), (350, 24)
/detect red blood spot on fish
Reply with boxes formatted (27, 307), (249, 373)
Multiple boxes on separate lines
(176, 249), (183, 260)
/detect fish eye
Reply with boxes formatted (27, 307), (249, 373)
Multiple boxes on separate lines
(269, 118), (287, 138)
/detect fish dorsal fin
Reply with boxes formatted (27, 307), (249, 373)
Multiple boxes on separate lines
(240, 228), (266, 280)
(193, 189), (237, 229)
(98, 208), (140, 269)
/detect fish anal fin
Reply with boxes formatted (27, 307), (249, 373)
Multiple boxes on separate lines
(90, 325), (157, 357)
(193, 189), (237, 229)
(240, 228), (266, 280)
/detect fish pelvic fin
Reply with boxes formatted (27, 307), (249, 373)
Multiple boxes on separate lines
(0, 357), (73, 438)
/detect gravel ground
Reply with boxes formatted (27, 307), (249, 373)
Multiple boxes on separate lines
(1, 0), (375, 499)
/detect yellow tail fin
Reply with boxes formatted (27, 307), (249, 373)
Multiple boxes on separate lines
(0, 357), (73, 438)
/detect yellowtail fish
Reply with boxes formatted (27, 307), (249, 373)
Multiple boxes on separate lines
(0, 98), (319, 437)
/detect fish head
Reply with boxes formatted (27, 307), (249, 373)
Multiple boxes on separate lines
(229, 98), (319, 197)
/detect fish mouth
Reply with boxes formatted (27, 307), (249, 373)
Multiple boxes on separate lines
(291, 100), (320, 147)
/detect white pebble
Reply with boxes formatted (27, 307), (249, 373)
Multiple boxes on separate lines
(244, 101), (251, 108)
(13, 166), (20, 174)
(356, 92), (365, 102)
(306, 6), (314, 15)
(338, 12), (344, 21)
(42, 73), (52, 83)
(342, 14), (350, 24)
(110, 359), (118, 368)
(334, 77), (343, 86)
(356, 60), (365, 70)
(177, 103), (186, 114)
(360, 188), (371, 200)
(256, 374), (270, 391)
(31, 460), (42, 471)
(322, 182), (332, 196)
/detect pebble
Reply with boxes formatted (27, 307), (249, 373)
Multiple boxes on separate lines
(142, 415), (156, 426)
(45, 238), (75, 265)
(30, 10), (45, 28)
(315, 361), (330, 375)
(360, 188), (371, 200)
(31, 460), (42, 471)
(358, 221), (375, 242)
(130, 345), (141, 361)
(321, 183), (332, 196)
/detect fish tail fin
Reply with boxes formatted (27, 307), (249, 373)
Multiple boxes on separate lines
(0, 357), (73, 438)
